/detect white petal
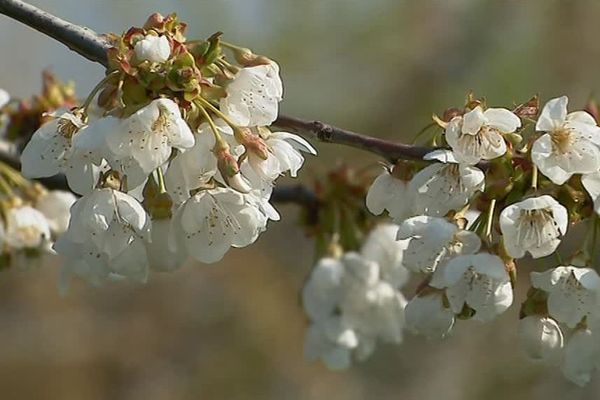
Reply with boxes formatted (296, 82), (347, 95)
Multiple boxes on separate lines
(483, 108), (521, 133)
(536, 96), (568, 132)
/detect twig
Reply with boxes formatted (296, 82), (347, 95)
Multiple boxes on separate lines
(0, 0), (438, 164)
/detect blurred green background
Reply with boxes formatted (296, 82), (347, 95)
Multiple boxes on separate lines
(1, 0), (600, 399)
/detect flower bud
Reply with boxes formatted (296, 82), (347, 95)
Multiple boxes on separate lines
(143, 13), (165, 30)
(215, 146), (251, 193)
(518, 315), (563, 361)
(234, 127), (269, 160)
(134, 34), (171, 64)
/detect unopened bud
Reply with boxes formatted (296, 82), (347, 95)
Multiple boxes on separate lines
(442, 107), (463, 122)
(227, 173), (252, 193)
(518, 315), (563, 361)
(144, 13), (165, 30)
(513, 95), (540, 119)
(216, 147), (239, 178)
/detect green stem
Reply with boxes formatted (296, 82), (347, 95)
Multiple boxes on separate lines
(81, 70), (120, 112)
(196, 96), (237, 128)
(484, 199), (497, 241)
(155, 167), (167, 194)
(197, 103), (230, 151)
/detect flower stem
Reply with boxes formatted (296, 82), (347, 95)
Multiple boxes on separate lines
(197, 103), (230, 152)
(155, 167), (167, 194)
(195, 96), (237, 129)
(484, 199), (496, 242)
(81, 70), (120, 113)
(531, 164), (538, 190)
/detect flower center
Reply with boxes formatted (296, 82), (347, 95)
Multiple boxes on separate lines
(516, 208), (559, 246)
(550, 128), (572, 154)
(151, 104), (172, 133)
(57, 118), (80, 139)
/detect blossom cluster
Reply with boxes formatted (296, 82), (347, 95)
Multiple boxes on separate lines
(19, 15), (315, 288)
(301, 95), (600, 385)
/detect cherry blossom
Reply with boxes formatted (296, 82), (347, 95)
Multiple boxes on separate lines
(445, 106), (521, 164)
(518, 315), (563, 361)
(360, 223), (409, 288)
(430, 252), (513, 322)
(304, 316), (359, 371)
(35, 190), (77, 235)
(220, 63), (283, 127)
(4, 205), (51, 251)
(499, 195), (568, 259)
(531, 266), (600, 328)
(405, 292), (455, 339)
(532, 96), (600, 185)
(396, 216), (481, 274)
(366, 166), (414, 222)
(410, 150), (485, 216)
(561, 329), (600, 386)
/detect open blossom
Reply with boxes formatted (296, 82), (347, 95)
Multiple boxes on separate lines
(430, 253), (513, 322)
(304, 316), (359, 371)
(405, 292), (455, 339)
(531, 266), (600, 328)
(55, 188), (150, 287)
(499, 195), (567, 259)
(21, 112), (100, 194)
(396, 216), (481, 274)
(366, 166), (414, 222)
(532, 96), (600, 185)
(134, 34), (170, 63)
(4, 205), (51, 250)
(410, 150), (485, 216)
(360, 223), (409, 288)
(220, 63), (283, 127)
(243, 130), (316, 182)
(518, 315), (563, 361)
(106, 98), (195, 174)
(561, 329), (600, 386)
(169, 187), (266, 264)
(581, 171), (600, 216)
(445, 106), (521, 164)
(35, 190), (77, 235)
(165, 122), (220, 204)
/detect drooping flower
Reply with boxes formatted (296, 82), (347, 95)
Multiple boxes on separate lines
(304, 316), (359, 371)
(518, 315), (564, 361)
(55, 188), (150, 286)
(396, 216), (481, 274)
(366, 166), (414, 222)
(134, 34), (171, 63)
(430, 252), (513, 322)
(360, 223), (409, 288)
(242, 129), (316, 183)
(302, 257), (344, 322)
(532, 96), (600, 185)
(169, 187), (266, 263)
(4, 205), (51, 251)
(35, 190), (77, 235)
(410, 150), (485, 217)
(445, 106), (521, 164)
(106, 98), (195, 174)
(561, 329), (600, 386)
(531, 266), (600, 328)
(499, 195), (567, 259)
(220, 63), (283, 127)
(405, 291), (455, 339)
(21, 112), (100, 194)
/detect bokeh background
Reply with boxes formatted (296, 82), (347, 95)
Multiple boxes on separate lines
(1, 0), (600, 399)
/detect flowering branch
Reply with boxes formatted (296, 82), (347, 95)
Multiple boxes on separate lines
(0, 0), (434, 164)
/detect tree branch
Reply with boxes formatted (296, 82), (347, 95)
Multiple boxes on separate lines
(0, 0), (436, 164)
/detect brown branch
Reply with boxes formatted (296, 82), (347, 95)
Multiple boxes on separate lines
(0, 0), (438, 164)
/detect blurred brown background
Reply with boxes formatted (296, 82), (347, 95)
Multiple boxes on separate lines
(1, 0), (600, 399)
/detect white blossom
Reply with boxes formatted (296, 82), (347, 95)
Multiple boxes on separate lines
(410, 150), (485, 216)
(396, 216), (481, 274)
(220, 62), (283, 127)
(304, 316), (358, 371)
(366, 166), (414, 222)
(106, 98), (195, 174)
(405, 292), (455, 339)
(35, 190), (77, 235)
(134, 34), (171, 63)
(0, 89), (9, 108)
(581, 171), (600, 216)
(243, 131), (316, 183)
(21, 112), (100, 194)
(55, 188), (150, 286)
(302, 257), (344, 322)
(518, 315), (564, 361)
(360, 223), (409, 288)
(532, 96), (600, 185)
(445, 106), (521, 164)
(169, 187), (266, 263)
(531, 266), (600, 328)
(499, 195), (568, 259)
(561, 329), (600, 386)
(431, 253), (513, 322)
(4, 205), (51, 250)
